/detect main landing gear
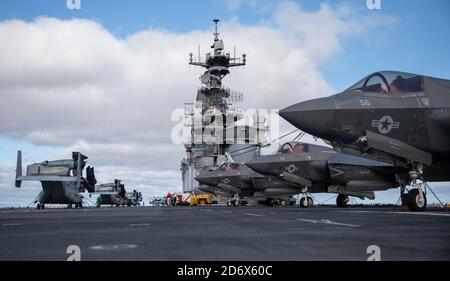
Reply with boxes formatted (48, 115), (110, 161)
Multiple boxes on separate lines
(67, 203), (83, 209)
(336, 194), (349, 208)
(299, 189), (314, 208)
(264, 198), (289, 207)
(227, 194), (246, 207)
(36, 203), (45, 209)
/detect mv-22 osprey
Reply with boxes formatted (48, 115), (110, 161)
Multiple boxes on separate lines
(15, 151), (97, 209)
(280, 71), (450, 211)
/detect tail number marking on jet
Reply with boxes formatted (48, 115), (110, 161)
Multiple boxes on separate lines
(371, 115), (400, 134)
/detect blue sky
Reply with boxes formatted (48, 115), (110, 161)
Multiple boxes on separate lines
(1, 0), (449, 87)
(0, 0), (449, 206)
(1, 0), (449, 162)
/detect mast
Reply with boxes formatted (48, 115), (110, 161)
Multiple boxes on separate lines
(181, 19), (251, 194)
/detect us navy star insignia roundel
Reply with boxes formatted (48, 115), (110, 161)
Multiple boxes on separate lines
(371, 115), (400, 134)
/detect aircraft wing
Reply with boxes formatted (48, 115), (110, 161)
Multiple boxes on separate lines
(15, 150), (82, 188)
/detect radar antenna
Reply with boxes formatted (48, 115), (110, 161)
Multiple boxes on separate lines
(213, 19), (220, 41)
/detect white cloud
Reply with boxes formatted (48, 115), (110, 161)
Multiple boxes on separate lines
(221, 0), (276, 13)
(0, 1), (399, 206)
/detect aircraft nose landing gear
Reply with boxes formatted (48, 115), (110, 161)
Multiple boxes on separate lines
(299, 193), (313, 208)
(336, 194), (349, 208)
(406, 167), (427, 212)
(228, 194), (242, 207)
(407, 188), (427, 212)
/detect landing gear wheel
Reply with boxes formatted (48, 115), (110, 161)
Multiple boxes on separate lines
(37, 203), (41, 210)
(336, 194), (349, 208)
(401, 193), (409, 207)
(67, 204), (72, 209)
(279, 200), (287, 207)
(407, 189), (427, 212)
(307, 197), (313, 207)
(300, 197), (309, 208)
(41, 204), (45, 209)
(227, 201), (232, 207)
(233, 200), (240, 207)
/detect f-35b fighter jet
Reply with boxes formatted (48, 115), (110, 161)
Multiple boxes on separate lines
(196, 162), (299, 207)
(246, 142), (408, 208)
(280, 71), (450, 211)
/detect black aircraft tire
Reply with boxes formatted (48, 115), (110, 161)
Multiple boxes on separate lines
(300, 197), (308, 208)
(407, 189), (427, 212)
(279, 200), (287, 207)
(41, 204), (45, 209)
(307, 197), (313, 207)
(336, 194), (348, 208)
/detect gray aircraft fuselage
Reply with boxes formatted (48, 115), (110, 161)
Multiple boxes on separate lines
(246, 142), (404, 198)
(195, 162), (300, 198)
(38, 181), (83, 204)
(280, 71), (450, 182)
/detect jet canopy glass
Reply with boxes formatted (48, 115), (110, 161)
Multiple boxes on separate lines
(347, 71), (425, 94)
(278, 143), (310, 155)
(218, 162), (240, 172)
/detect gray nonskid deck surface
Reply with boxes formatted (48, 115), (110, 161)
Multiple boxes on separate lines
(0, 206), (449, 261)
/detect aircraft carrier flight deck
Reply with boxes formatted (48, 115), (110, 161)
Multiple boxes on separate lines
(1, 206), (449, 261)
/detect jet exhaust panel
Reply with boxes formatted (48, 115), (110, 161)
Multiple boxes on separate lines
(364, 130), (433, 165)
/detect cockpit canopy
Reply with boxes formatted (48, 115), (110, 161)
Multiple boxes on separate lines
(278, 142), (310, 155)
(347, 71), (425, 95)
(218, 162), (240, 172)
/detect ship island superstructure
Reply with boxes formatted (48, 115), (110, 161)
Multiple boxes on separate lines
(181, 19), (268, 194)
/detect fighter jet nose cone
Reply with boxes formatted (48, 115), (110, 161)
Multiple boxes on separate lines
(279, 97), (335, 138)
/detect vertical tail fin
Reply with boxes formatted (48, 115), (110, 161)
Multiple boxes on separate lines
(15, 150), (22, 188)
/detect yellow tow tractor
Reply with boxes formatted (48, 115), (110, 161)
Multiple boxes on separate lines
(190, 194), (212, 206)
